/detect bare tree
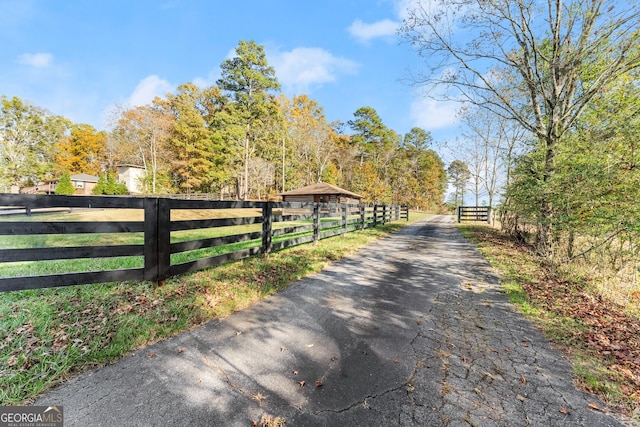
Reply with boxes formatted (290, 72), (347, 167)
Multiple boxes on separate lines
(459, 104), (528, 208)
(400, 0), (640, 254)
(109, 103), (172, 194)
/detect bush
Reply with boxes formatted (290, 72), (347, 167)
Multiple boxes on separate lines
(93, 172), (128, 195)
(54, 171), (75, 195)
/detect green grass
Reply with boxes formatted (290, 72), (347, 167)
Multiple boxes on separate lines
(0, 211), (430, 405)
(0, 210), (373, 277)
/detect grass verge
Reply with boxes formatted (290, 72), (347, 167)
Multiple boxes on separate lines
(0, 212), (430, 405)
(459, 224), (640, 422)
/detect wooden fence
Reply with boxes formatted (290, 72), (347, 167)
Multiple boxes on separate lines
(0, 194), (408, 293)
(456, 206), (491, 224)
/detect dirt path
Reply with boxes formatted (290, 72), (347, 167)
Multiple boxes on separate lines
(36, 216), (627, 426)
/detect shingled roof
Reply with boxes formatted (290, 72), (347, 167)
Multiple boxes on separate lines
(278, 182), (363, 199)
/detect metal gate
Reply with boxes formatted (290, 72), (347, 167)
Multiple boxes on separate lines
(456, 206), (491, 224)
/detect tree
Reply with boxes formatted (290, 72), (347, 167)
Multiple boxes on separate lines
(54, 171), (75, 195)
(448, 160), (470, 207)
(162, 83), (229, 194)
(55, 124), (107, 176)
(348, 106), (399, 176)
(400, 0), (640, 254)
(387, 127), (446, 210)
(280, 95), (336, 187)
(458, 104), (527, 208)
(109, 104), (172, 194)
(506, 68), (640, 259)
(217, 40), (281, 200)
(0, 96), (69, 186)
(93, 172), (128, 195)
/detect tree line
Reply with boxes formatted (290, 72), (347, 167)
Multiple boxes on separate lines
(401, 0), (640, 263)
(0, 40), (446, 209)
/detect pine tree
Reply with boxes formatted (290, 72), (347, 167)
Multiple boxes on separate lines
(54, 171), (75, 195)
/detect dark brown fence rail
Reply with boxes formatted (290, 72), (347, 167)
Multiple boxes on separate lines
(0, 194), (408, 293)
(456, 206), (491, 224)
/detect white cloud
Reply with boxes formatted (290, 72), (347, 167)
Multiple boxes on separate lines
(17, 52), (53, 67)
(347, 19), (399, 43)
(393, 0), (437, 20)
(269, 47), (359, 93)
(127, 75), (174, 106)
(410, 97), (460, 130)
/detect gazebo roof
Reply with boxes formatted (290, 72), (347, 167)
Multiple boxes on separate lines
(278, 182), (363, 200)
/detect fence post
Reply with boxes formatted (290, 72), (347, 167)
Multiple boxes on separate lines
(144, 197), (170, 286)
(382, 204), (387, 224)
(342, 203), (348, 233)
(457, 206), (461, 223)
(360, 204), (365, 230)
(313, 203), (320, 244)
(261, 202), (273, 255)
(405, 205), (409, 221)
(373, 204), (378, 227)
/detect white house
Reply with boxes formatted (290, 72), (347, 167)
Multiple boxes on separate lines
(117, 165), (145, 194)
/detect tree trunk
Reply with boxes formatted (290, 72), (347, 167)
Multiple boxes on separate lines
(243, 128), (249, 201)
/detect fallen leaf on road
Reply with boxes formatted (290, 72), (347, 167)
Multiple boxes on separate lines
(177, 348), (185, 354)
(560, 407), (569, 415)
(292, 370), (298, 376)
(516, 394), (526, 401)
(148, 352), (156, 358)
(315, 380), (323, 387)
(588, 402), (603, 411)
(520, 375), (527, 384)
(306, 344), (314, 348)
(299, 381), (305, 387)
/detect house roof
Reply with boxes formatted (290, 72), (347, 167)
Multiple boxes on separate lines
(116, 164), (145, 170)
(71, 173), (99, 183)
(278, 182), (364, 199)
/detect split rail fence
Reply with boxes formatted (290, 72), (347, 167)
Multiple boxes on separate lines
(0, 194), (408, 293)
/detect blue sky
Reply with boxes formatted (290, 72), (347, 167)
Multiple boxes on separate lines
(0, 0), (461, 144)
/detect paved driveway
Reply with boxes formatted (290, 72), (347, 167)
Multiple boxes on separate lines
(36, 216), (627, 426)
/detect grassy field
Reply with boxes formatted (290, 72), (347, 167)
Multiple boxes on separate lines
(459, 224), (640, 422)
(0, 211), (430, 405)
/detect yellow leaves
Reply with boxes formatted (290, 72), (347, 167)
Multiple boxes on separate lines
(54, 124), (107, 175)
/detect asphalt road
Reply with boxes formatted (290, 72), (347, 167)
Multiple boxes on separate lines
(35, 215), (628, 426)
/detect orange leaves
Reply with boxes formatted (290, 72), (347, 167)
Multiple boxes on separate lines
(588, 402), (603, 411)
(521, 272), (640, 402)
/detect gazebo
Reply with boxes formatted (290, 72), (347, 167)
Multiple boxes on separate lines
(278, 182), (364, 204)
